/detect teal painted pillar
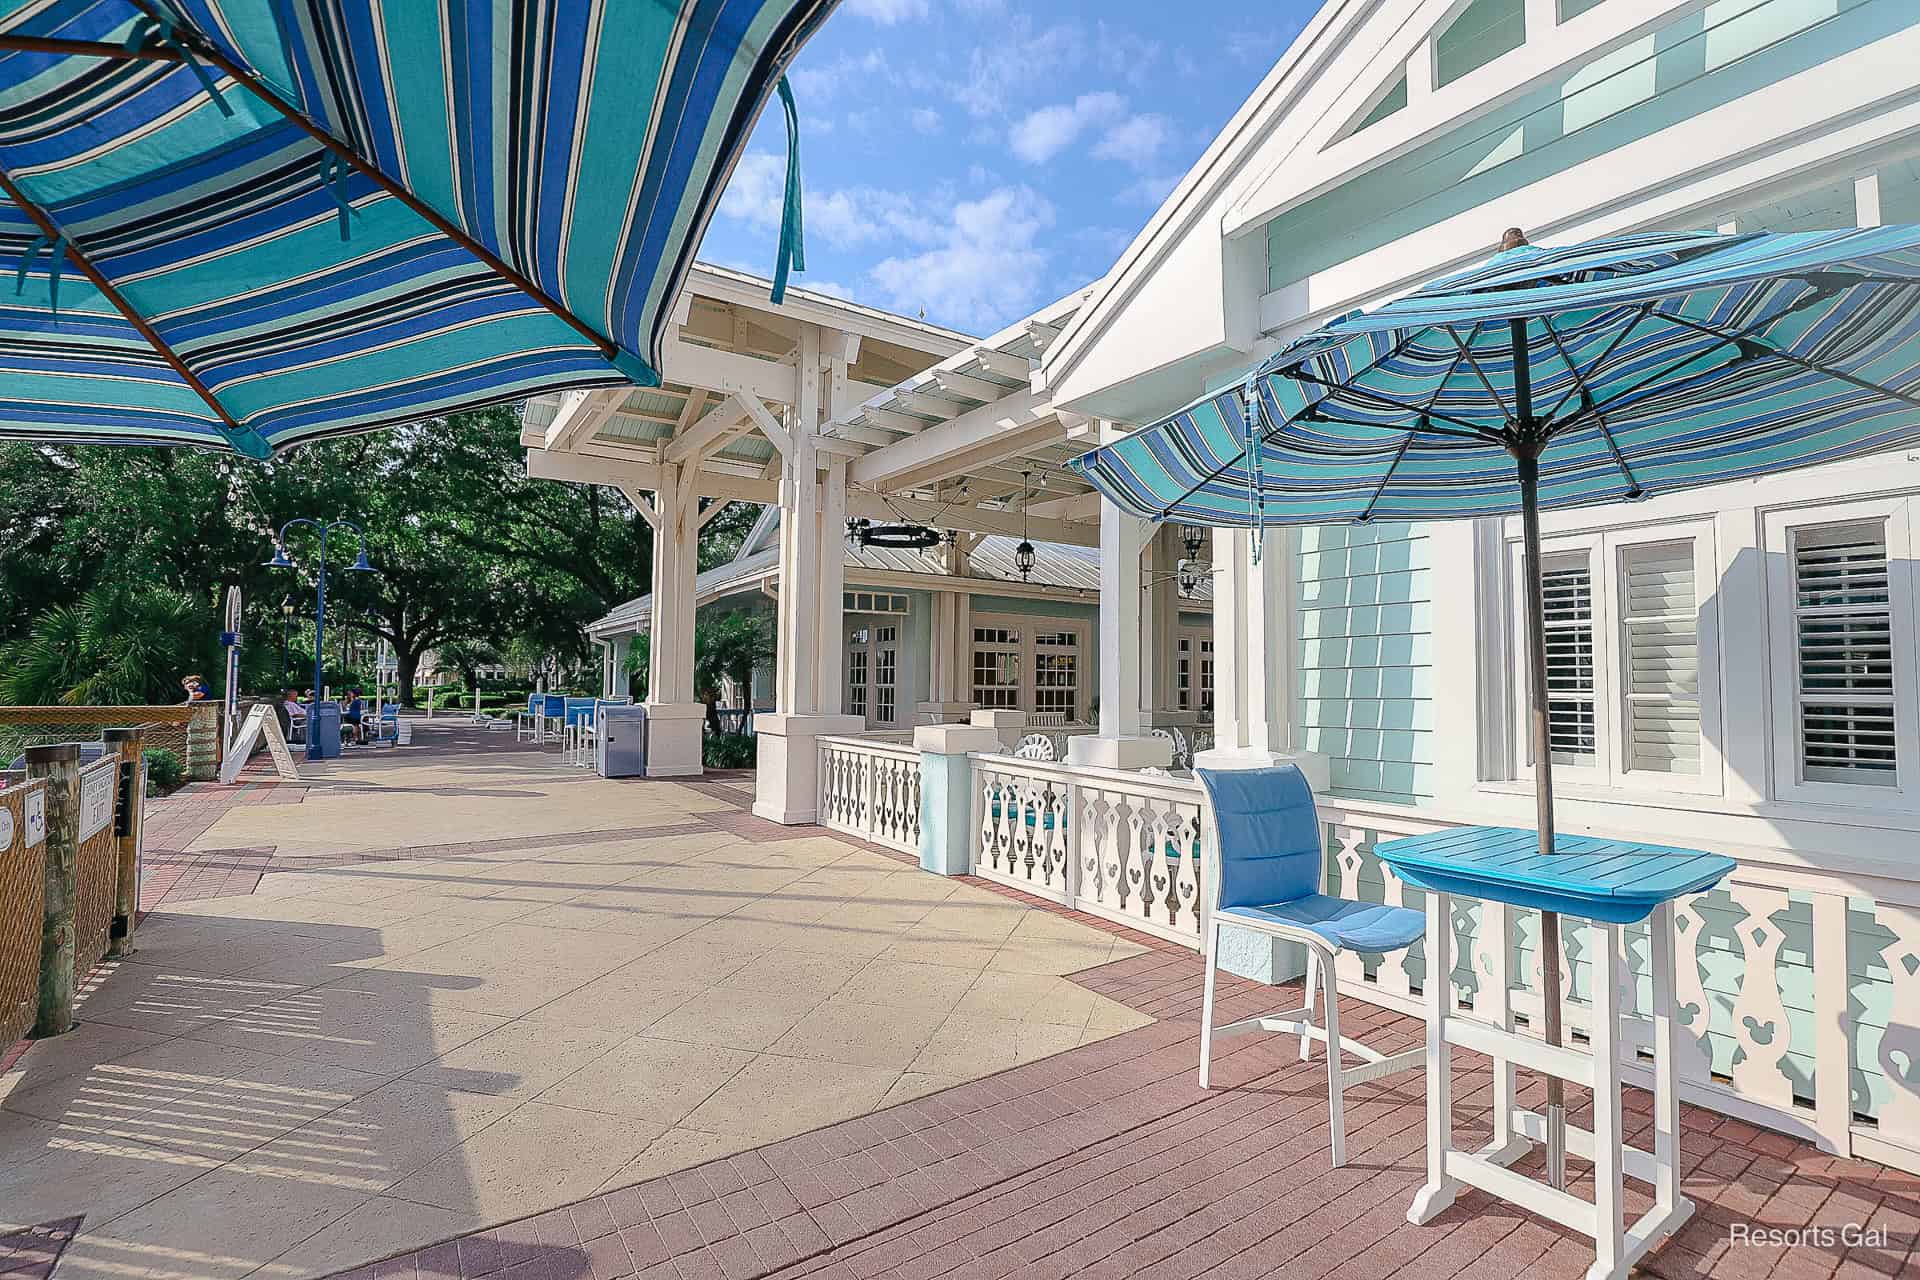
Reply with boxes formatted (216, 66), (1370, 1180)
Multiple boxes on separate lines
(914, 724), (1003, 876)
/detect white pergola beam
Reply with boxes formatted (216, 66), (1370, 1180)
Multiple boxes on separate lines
(931, 368), (1016, 402)
(662, 395), (749, 465)
(857, 406), (927, 434)
(851, 386), (1048, 488)
(660, 336), (798, 404)
(972, 349), (1033, 380)
(737, 392), (791, 459)
(542, 388), (627, 452)
(890, 390), (965, 421)
(529, 447), (1096, 546)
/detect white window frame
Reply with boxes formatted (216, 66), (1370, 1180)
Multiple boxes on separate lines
(1505, 519), (1722, 796)
(1763, 497), (1919, 809)
(971, 612), (1092, 718)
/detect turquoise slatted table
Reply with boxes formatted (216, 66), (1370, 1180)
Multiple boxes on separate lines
(1375, 828), (1735, 1280)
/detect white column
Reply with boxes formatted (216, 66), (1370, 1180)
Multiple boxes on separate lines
(754, 323), (864, 824)
(1195, 524), (1327, 790)
(918, 588), (973, 724)
(1145, 525), (1190, 727)
(644, 460), (705, 776)
(1068, 477), (1170, 770)
(815, 456), (848, 715)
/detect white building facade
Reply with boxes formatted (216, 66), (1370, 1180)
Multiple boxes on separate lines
(1037, 0), (1920, 1176)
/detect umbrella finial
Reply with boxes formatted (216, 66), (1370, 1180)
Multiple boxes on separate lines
(1500, 227), (1529, 250)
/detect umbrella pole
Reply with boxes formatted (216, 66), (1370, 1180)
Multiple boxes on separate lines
(1514, 441), (1569, 1191)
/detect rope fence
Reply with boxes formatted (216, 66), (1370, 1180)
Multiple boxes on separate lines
(0, 706), (221, 780)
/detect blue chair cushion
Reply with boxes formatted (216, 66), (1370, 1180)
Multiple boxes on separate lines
(1218, 896), (1426, 953)
(1195, 765), (1323, 910)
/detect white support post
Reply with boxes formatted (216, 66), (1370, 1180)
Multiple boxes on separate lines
(1068, 472), (1169, 770)
(1144, 525), (1189, 728)
(816, 456), (848, 715)
(1589, 918), (1627, 1278)
(643, 460), (706, 776)
(755, 323), (863, 824)
(918, 588), (973, 724)
(1194, 525), (1327, 790)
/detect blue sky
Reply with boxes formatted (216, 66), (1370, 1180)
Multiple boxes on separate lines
(703, 0), (1323, 337)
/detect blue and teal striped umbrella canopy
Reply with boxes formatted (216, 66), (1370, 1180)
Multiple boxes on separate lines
(1069, 227), (1920, 527)
(0, 0), (836, 457)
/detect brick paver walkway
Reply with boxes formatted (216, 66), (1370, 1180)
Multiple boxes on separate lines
(340, 796), (1920, 1280)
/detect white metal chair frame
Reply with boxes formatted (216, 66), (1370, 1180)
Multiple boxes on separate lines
(1195, 770), (1425, 1169)
(1012, 733), (1057, 761)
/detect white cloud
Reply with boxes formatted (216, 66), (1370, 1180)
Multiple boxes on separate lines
(843, 0), (929, 23)
(717, 152), (787, 232)
(869, 186), (1056, 332)
(1094, 113), (1173, 169)
(1119, 171), (1183, 207)
(909, 107), (942, 135)
(954, 19), (1087, 118)
(1008, 91), (1125, 165)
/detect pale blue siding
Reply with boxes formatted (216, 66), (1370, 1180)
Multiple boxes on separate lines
(1295, 523), (1434, 804)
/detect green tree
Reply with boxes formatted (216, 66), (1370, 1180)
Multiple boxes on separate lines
(695, 610), (774, 729)
(0, 584), (216, 706)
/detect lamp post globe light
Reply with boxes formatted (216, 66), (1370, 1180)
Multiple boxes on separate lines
(264, 519), (376, 760)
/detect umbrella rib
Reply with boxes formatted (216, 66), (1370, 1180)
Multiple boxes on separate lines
(132, 2), (626, 367)
(0, 165), (246, 435)
(1442, 323), (1517, 424)
(1538, 305), (1651, 425)
(1289, 369), (1504, 439)
(1357, 431), (1416, 523)
(0, 34), (182, 62)
(1652, 308), (1920, 414)
(1540, 320), (1644, 497)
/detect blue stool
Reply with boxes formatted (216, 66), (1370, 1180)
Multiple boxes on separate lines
(1195, 765), (1427, 1167)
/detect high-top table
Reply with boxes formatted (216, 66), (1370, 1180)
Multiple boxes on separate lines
(1373, 827), (1735, 1280)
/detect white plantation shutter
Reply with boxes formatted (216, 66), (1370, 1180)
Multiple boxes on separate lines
(1621, 542), (1701, 774)
(1793, 522), (1897, 784)
(1541, 553), (1597, 765)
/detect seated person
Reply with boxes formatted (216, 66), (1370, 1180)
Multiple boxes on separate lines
(277, 689), (302, 738)
(342, 689), (365, 743)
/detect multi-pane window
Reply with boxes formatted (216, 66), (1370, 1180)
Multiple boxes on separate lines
(847, 628), (869, 720)
(874, 626), (899, 725)
(972, 626), (1022, 709)
(1620, 542), (1701, 776)
(1034, 631), (1079, 719)
(1511, 527), (1715, 791)
(1176, 633), (1216, 714)
(1540, 552), (1597, 766)
(1791, 522), (1896, 784)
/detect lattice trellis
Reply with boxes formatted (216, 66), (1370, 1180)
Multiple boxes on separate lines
(0, 781), (47, 1047)
(73, 759), (121, 975)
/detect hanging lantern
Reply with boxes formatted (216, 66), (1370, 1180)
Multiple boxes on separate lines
(1016, 469), (1038, 581)
(1180, 522), (1207, 562)
(1176, 559), (1201, 597)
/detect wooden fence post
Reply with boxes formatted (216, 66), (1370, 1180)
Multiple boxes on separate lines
(101, 727), (146, 958)
(24, 743), (81, 1038)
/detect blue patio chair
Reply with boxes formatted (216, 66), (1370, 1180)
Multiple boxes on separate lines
(1194, 765), (1426, 1167)
(515, 693), (544, 743)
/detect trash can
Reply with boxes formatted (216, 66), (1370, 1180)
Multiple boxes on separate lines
(310, 702), (343, 759)
(597, 704), (647, 777)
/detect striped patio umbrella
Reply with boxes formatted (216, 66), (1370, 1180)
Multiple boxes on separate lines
(0, 0), (836, 457)
(1069, 224), (1920, 1187)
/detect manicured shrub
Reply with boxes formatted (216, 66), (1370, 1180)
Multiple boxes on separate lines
(143, 748), (185, 796)
(702, 732), (756, 769)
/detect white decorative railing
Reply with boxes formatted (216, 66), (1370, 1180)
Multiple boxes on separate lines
(970, 754), (1208, 946)
(952, 758), (1920, 1173)
(1314, 796), (1920, 1176)
(817, 735), (922, 855)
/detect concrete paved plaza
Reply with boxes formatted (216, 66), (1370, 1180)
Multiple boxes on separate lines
(0, 726), (1148, 1278)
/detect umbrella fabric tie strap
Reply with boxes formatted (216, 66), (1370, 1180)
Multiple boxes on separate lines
(13, 231), (68, 314)
(770, 76), (807, 305)
(318, 152), (360, 241)
(124, 13), (232, 115)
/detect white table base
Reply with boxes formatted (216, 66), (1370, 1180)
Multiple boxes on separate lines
(1408, 895), (1694, 1280)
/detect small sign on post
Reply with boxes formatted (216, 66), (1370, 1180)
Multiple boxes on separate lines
(78, 764), (114, 843)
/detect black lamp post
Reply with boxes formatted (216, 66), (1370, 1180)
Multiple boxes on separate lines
(279, 596), (294, 688)
(265, 518), (376, 759)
